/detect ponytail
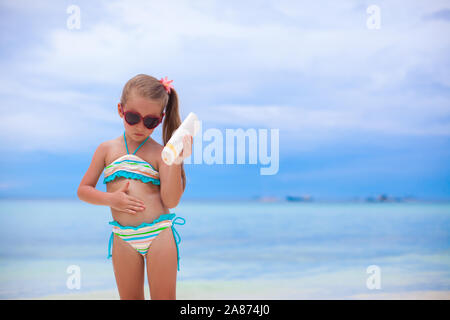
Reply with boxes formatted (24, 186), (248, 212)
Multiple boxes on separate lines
(162, 88), (187, 192)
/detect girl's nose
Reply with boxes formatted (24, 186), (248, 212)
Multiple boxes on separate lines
(137, 121), (147, 130)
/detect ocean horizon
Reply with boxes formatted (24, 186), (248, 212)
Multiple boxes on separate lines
(0, 199), (449, 299)
(1, 196), (449, 202)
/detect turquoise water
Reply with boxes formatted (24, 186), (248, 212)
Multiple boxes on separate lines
(0, 199), (449, 299)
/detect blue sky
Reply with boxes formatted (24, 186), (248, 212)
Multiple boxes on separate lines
(0, 0), (449, 200)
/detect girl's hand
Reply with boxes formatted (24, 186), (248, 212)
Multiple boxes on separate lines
(108, 181), (146, 214)
(173, 134), (193, 165)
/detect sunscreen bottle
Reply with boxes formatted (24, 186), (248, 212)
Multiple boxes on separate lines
(161, 112), (200, 165)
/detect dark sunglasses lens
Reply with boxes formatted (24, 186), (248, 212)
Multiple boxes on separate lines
(143, 117), (160, 129)
(125, 112), (140, 125)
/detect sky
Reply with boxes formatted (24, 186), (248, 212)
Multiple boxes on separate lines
(0, 0), (449, 200)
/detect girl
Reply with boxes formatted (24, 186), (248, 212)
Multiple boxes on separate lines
(77, 74), (192, 300)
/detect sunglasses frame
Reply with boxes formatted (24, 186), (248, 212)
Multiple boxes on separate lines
(120, 103), (165, 129)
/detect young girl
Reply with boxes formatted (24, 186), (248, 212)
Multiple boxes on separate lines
(77, 74), (192, 300)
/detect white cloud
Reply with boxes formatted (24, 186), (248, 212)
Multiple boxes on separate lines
(203, 101), (450, 138)
(0, 0), (449, 153)
(11, 0), (450, 85)
(0, 78), (120, 152)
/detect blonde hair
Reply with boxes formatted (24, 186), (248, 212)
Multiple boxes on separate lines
(120, 74), (186, 191)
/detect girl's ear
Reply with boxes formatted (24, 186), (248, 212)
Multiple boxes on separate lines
(118, 103), (123, 118)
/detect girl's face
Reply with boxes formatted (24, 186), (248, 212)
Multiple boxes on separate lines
(118, 93), (164, 141)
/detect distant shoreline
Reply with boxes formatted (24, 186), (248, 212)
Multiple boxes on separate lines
(1, 197), (449, 203)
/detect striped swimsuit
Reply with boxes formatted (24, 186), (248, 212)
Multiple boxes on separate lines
(103, 133), (160, 185)
(104, 131), (186, 271)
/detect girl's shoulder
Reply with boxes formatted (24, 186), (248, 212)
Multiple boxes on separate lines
(146, 137), (164, 171)
(100, 137), (122, 163)
(100, 137), (118, 151)
(148, 137), (164, 151)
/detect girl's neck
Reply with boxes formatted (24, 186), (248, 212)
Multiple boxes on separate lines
(124, 132), (151, 151)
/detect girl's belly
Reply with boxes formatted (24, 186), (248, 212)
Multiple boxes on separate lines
(106, 177), (169, 227)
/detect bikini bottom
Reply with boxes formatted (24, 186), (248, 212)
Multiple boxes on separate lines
(107, 213), (186, 271)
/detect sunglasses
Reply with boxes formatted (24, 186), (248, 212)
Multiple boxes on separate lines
(120, 103), (165, 129)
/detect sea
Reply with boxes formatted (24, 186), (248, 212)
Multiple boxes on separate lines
(0, 199), (449, 299)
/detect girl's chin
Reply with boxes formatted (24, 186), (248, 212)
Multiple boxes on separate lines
(125, 130), (151, 140)
(135, 133), (152, 140)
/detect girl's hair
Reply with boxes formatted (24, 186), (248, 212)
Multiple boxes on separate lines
(120, 74), (186, 191)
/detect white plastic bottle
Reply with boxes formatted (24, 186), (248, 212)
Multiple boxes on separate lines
(161, 112), (200, 165)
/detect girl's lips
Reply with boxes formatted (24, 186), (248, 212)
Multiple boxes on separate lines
(135, 133), (144, 136)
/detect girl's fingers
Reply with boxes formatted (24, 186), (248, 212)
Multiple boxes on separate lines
(184, 135), (192, 157)
(129, 196), (143, 203)
(116, 208), (137, 215)
(131, 200), (145, 209)
(185, 135), (192, 146)
(173, 156), (183, 165)
(125, 208), (137, 215)
(171, 135), (193, 164)
(129, 205), (145, 211)
(178, 135), (191, 159)
(129, 197), (145, 206)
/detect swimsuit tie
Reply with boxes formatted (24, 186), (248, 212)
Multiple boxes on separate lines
(107, 231), (114, 259)
(171, 216), (186, 245)
(171, 216), (186, 271)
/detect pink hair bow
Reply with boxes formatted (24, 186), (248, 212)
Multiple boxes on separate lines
(159, 76), (174, 94)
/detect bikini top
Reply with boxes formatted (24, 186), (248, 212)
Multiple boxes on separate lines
(103, 132), (160, 185)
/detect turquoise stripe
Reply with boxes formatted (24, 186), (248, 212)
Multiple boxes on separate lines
(115, 226), (168, 237)
(119, 233), (159, 241)
(108, 159), (155, 166)
(109, 159), (145, 164)
(124, 131), (129, 154)
(109, 214), (175, 229)
(103, 170), (160, 185)
(106, 160), (157, 172)
(124, 131), (150, 155)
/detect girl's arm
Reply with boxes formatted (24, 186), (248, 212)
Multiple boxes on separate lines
(159, 134), (192, 209)
(159, 161), (183, 209)
(77, 142), (112, 206)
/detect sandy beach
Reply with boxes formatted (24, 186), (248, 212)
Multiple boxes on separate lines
(32, 279), (450, 300)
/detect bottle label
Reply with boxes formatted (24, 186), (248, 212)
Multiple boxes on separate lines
(166, 143), (177, 157)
